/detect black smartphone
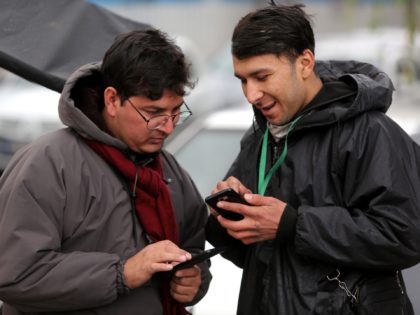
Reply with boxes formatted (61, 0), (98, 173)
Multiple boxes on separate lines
(172, 247), (227, 272)
(205, 188), (249, 221)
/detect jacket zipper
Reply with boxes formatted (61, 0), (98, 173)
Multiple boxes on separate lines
(272, 140), (282, 163)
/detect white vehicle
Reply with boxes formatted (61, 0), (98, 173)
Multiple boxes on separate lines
(0, 69), (62, 172)
(316, 27), (420, 88)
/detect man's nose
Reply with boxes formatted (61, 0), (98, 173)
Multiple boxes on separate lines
(158, 117), (175, 134)
(244, 83), (263, 105)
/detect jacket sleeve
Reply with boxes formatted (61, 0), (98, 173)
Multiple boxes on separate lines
(295, 112), (420, 270)
(0, 141), (121, 312)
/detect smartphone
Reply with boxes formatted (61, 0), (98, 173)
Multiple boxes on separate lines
(205, 188), (249, 221)
(172, 246), (227, 272)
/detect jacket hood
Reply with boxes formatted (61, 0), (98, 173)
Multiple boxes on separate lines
(58, 62), (127, 150)
(254, 60), (395, 131)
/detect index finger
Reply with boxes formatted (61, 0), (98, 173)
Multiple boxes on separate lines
(219, 176), (251, 196)
(211, 180), (231, 194)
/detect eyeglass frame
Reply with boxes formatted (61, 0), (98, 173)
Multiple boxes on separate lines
(126, 97), (192, 130)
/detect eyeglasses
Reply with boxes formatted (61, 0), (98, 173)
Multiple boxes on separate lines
(127, 98), (192, 130)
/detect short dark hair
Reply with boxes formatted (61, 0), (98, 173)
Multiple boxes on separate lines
(232, 4), (315, 61)
(101, 28), (194, 101)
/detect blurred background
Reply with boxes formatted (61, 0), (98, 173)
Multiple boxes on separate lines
(0, 0), (419, 314)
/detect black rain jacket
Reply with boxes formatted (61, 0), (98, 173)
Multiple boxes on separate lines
(206, 60), (420, 315)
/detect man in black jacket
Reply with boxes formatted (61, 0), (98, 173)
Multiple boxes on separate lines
(206, 3), (420, 315)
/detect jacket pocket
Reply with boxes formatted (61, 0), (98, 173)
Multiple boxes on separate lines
(316, 270), (410, 315)
(354, 274), (405, 315)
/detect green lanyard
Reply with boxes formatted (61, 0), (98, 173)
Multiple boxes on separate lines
(258, 116), (302, 196)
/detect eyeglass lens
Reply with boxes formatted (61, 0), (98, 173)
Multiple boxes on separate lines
(127, 97), (191, 130)
(146, 107), (191, 130)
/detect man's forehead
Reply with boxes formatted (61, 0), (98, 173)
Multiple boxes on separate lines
(131, 94), (184, 110)
(233, 54), (284, 76)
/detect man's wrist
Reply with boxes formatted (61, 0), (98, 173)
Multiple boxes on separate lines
(116, 260), (130, 296)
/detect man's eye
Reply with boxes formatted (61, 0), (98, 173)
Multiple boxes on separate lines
(144, 110), (160, 116)
(256, 75), (268, 81)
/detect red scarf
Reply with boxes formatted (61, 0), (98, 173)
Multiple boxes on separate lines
(85, 139), (189, 315)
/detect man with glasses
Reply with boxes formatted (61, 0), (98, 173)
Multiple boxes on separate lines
(0, 28), (211, 315)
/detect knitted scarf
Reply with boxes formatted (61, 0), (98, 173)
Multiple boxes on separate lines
(85, 139), (189, 315)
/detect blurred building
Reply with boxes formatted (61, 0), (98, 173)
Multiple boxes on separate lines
(87, 0), (419, 63)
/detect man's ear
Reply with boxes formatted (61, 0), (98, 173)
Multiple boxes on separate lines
(103, 86), (120, 117)
(298, 49), (316, 80)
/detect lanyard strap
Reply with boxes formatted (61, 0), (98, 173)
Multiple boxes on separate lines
(258, 116), (302, 195)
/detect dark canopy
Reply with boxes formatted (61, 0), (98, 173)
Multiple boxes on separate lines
(0, 0), (149, 92)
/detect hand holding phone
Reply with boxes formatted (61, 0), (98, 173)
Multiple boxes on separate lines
(172, 247), (227, 272)
(205, 188), (249, 221)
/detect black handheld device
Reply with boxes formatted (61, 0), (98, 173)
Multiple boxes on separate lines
(172, 247), (227, 272)
(205, 188), (249, 221)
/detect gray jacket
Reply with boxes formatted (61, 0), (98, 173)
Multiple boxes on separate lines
(0, 63), (211, 314)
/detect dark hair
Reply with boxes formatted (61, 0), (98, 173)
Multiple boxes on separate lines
(232, 4), (315, 61)
(101, 28), (194, 101)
